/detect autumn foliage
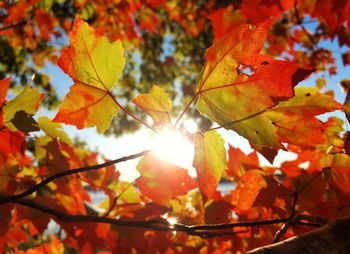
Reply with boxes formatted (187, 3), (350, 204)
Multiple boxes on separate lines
(1, 0), (350, 253)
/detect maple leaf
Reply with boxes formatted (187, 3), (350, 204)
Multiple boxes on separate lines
(209, 5), (245, 41)
(226, 146), (260, 181)
(266, 86), (342, 147)
(195, 21), (313, 147)
(35, 8), (55, 41)
(267, 86), (342, 117)
(44, 138), (70, 175)
(241, 0), (293, 24)
(193, 131), (227, 203)
(38, 116), (72, 146)
(3, 86), (43, 132)
(54, 16), (126, 133)
(133, 85), (172, 126)
(136, 155), (197, 206)
(205, 199), (232, 224)
(234, 170), (267, 213)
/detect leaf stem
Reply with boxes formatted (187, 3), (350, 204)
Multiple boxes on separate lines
(174, 94), (198, 127)
(108, 93), (157, 132)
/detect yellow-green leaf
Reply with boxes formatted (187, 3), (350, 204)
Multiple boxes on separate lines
(53, 16), (126, 133)
(38, 116), (72, 146)
(3, 86), (43, 131)
(132, 85), (172, 126)
(195, 21), (312, 147)
(193, 131), (226, 202)
(265, 87), (342, 147)
(267, 86), (342, 117)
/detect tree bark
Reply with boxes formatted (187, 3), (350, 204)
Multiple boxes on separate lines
(248, 217), (350, 254)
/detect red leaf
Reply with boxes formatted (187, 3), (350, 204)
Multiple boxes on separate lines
(0, 77), (10, 127)
(226, 146), (260, 181)
(205, 200), (232, 224)
(138, 7), (160, 33)
(0, 77), (10, 106)
(136, 155), (197, 206)
(241, 0), (292, 24)
(209, 5), (245, 41)
(35, 8), (55, 41)
(235, 170), (267, 213)
(44, 138), (70, 175)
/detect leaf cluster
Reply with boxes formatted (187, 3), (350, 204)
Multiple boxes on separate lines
(1, 0), (350, 253)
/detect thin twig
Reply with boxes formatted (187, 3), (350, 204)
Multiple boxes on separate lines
(296, 221), (323, 227)
(0, 20), (27, 32)
(293, 3), (317, 50)
(175, 94), (198, 127)
(273, 214), (327, 243)
(0, 150), (150, 205)
(273, 220), (293, 243)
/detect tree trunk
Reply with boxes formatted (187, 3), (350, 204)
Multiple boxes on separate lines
(248, 217), (350, 254)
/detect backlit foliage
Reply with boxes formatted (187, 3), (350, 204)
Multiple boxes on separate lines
(1, 0), (350, 253)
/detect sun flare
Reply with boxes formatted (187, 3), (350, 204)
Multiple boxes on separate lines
(149, 120), (197, 174)
(151, 128), (192, 163)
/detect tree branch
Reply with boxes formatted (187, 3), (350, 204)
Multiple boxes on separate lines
(248, 217), (350, 254)
(1, 164), (331, 241)
(273, 214), (327, 243)
(8, 197), (290, 238)
(0, 150), (150, 205)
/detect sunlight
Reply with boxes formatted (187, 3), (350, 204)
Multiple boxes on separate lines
(150, 125), (194, 169)
(162, 213), (177, 226)
(167, 217), (177, 226)
(96, 119), (198, 182)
